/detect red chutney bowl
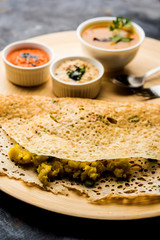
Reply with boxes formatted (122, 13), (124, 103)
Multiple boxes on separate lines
(2, 41), (54, 87)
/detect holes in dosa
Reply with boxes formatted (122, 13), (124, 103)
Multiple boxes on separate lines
(1, 124), (160, 201)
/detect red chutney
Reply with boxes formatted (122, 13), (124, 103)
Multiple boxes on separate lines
(7, 49), (50, 67)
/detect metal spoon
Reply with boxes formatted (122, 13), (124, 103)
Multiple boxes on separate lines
(111, 66), (160, 88)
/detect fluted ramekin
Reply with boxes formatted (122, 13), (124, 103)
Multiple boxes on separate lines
(50, 56), (104, 98)
(2, 41), (54, 87)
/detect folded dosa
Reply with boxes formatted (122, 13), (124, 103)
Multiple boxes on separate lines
(0, 95), (160, 161)
(1, 95), (160, 203)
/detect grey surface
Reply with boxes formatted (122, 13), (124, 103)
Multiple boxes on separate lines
(1, 191), (160, 240)
(0, 0), (160, 239)
(0, 0), (160, 50)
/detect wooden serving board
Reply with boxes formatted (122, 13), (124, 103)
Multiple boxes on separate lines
(0, 31), (160, 101)
(0, 31), (160, 220)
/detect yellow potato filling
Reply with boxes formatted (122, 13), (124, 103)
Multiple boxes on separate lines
(8, 144), (131, 187)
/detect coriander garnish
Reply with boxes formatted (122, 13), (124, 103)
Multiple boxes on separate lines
(128, 115), (139, 123)
(110, 33), (133, 44)
(109, 17), (133, 32)
(98, 115), (104, 120)
(50, 115), (58, 122)
(108, 17), (134, 44)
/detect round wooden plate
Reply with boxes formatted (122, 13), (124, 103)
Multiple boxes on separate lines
(0, 31), (160, 220)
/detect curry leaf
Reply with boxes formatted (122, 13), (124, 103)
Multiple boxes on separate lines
(20, 53), (39, 62)
(67, 65), (86, 81)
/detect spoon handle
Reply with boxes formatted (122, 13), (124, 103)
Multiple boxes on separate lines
(143, 66), (160, 81)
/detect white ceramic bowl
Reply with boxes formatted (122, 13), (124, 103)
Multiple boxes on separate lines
(2, 41), (54, 87)
(50, 56), (104, 98)
(77, 17), (145, 72)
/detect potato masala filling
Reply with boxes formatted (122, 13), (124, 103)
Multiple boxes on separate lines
(8, 144), (131, 187)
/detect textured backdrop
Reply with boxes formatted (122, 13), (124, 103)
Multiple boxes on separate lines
(0, 0), (160, 50)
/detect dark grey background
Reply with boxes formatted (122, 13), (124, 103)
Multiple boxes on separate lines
(0, 0), (160, 239)
(0, 0), (160, 50)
